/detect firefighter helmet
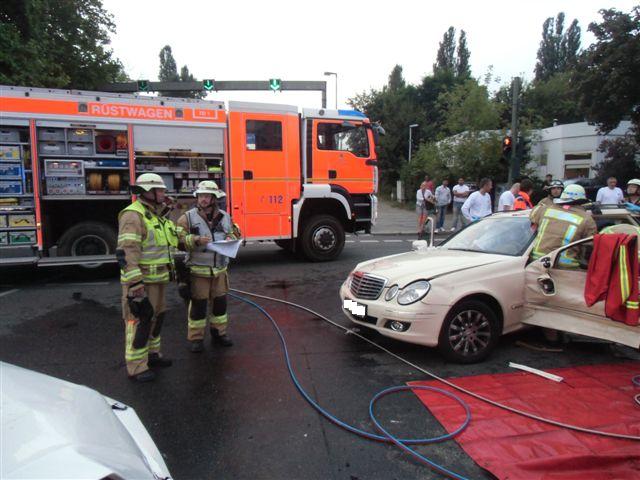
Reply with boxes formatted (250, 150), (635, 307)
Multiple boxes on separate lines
(133, 173), (167, 192)
(628, 179), (640, 187)
(550, 180), (564, 189)
(554, 184), (587, 204)
(193, 180), (226, 198)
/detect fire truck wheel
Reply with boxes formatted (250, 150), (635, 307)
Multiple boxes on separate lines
(299, 215), (345, 262)
(58, 222), (117, 269)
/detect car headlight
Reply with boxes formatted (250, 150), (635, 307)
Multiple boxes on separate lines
(397, 280), (431, 305)
(385, 284), (399, 301)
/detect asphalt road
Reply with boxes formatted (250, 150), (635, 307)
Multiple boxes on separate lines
(1, 234), (635, 480)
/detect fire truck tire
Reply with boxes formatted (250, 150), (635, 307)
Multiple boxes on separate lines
(299, 215), (345, 262)
(58, 222), (117, 269)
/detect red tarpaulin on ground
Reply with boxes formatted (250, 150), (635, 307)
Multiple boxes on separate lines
(409, 362), (640, 480)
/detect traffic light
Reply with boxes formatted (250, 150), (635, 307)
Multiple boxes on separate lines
(502, 136), (512, 157)
(516, 136), (531, 161)
(269, 78), (282, 91)
(202, 79), (215, 92)
(137, 80), (149, 92)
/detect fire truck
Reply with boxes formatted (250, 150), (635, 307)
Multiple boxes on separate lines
(0, 85), (381, 267)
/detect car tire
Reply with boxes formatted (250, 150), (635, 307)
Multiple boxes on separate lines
(299, 215), (345, 262)
(58, 221), (117, 269)
(437, 300), (500, 364)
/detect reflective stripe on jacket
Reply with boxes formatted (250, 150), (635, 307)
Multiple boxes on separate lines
(117, 200), (178, 284)
(177, 208), (235, 277)
(530, 204), (597, 266)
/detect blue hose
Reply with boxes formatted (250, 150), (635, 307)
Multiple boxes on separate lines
(229, 292), (472, 479)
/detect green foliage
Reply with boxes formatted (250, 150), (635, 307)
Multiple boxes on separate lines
(401, 132), (504, 195)
(157, 45), (203, 99)
(0, 0), (126, 89)
(434, 27), (457, 75)
(535, 12), (582, 82)
(572, 6), (640, 142)
(438, 79), (500, 136)
(594, 135), (640, 184)
(456, 30), (471, 79)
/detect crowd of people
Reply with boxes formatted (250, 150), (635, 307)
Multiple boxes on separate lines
(415, 174), (640, 239)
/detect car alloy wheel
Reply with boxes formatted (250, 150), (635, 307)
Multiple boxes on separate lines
(447, 309), (491, 357)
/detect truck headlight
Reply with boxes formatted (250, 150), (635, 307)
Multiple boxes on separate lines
(397, 280), (431, 305)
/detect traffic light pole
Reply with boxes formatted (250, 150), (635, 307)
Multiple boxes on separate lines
(508, 77), (521, 184)
(99, 80), (328, 108)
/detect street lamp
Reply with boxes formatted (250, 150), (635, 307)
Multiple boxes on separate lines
(324, 71), (338, 109)
(408, 124), (419, 163)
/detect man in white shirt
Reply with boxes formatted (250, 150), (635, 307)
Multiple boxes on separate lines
(498, 182), (520, 211)
(434, 179), (452, 232)
(461, 178), (493, 222)
(451, 177), (470, 231)
(596, 177), (624, 205)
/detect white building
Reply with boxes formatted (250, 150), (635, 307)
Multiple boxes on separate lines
(530, 121), (632, 180)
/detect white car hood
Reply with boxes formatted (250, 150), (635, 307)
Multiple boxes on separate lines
(355, 248), (507, 285)
(1, 362), (171, 480)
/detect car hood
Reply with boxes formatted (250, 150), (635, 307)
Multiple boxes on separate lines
(1, 362), (171, 480)
(354, 248), (507, 285)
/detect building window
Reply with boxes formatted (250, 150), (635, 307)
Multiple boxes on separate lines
(564, 167), (590, 179)
(317, 122), (369, 158)
(564, 152), (592, 161)
(246, 120), (282, 151)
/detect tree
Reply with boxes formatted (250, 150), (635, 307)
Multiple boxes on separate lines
(534, 12), (581, 82)
(387, 64), (405, 91)
(594, 135), (640, 184)
(433, 27), (456, 75)
(438, 79), (500, 136)
(456, 30), (471, 78)
(157, 45), (203, 98)
(572, 7), (640, 142)
(0, 0), (126, 89)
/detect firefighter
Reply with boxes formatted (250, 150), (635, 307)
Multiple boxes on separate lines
(530, 184), (597, 267)
(537, 180), (564, 208)
(176, 180), (239, 352)
(625, 179), (640, 205)
(117, 173), (178, 382)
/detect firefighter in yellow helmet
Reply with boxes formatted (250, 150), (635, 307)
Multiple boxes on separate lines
(529, 183), (597, 267)
(176, 180), (240, 352)
(117, 173), (178, 382)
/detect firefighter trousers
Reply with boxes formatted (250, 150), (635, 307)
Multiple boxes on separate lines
(188, 272), (230, 341)
(121, 283), (166, 376)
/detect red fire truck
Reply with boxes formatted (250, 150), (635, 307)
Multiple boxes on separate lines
(0, 85), (381, 267)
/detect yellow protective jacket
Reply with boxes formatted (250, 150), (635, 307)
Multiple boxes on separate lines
(117, 199), (178, 286)
(530, 203), (597, 267)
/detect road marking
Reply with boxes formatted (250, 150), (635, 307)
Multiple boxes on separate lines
(345, 240), (355, 243)
(45, 282), (111, 287)
(0, 289), (19, 298)
(359, 240), (379, 243)
(383, 239), (404, 243)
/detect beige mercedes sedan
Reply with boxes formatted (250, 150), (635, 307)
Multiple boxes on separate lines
(340, 208), (640, 363)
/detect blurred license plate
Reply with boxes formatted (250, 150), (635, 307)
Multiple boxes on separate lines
(343, 299), (367, 317)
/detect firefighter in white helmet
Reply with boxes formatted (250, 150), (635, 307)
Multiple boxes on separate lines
(116, 173), (178, 382)
(626, 179), (640, 205)
(176, 180), (240, 352)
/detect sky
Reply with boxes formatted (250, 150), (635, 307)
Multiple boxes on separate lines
(103, 0), (637, 109)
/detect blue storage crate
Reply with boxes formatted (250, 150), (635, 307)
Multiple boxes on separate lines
(0, 180), (23, 195)
(0, 164), (22, 179)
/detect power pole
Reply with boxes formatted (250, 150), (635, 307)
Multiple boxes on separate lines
(508, 77), (521, 184)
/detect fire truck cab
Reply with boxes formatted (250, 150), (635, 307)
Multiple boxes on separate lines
(0, 86), (379, 267)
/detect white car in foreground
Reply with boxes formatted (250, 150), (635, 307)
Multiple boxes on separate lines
(340, 209), (640, 363)
(1, 362), (172, 479)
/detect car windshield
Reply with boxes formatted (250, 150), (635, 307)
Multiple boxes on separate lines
(442, 216), (535, 256)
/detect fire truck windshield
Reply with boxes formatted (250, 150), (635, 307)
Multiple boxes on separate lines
(317, 123), (370, 158)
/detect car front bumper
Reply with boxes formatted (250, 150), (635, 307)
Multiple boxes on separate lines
(339, 281), (449, 347)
